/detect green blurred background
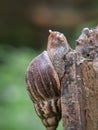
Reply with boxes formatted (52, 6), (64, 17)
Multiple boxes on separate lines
(0, 0), (98, 130)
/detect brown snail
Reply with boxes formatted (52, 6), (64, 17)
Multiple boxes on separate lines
(25, 30), (70, 130)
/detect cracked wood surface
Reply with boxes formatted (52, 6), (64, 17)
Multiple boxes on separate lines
(61, 51), (85, 130)
(61, 26), (98, 130)
(61, 51), (98, 130)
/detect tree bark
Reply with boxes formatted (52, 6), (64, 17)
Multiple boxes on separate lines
(61, 52), (98, 130)
(61, 26), (98, 130)
(61, 51), (85, 130)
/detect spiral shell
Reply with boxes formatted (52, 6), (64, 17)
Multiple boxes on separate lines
(25, 51), (61, 130)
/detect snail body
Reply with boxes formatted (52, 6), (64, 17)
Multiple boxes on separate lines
(47, 30), (70, 80)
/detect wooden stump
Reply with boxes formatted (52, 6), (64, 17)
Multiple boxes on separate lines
(61, 26), (98, 130)
(61, 51), (85, 130)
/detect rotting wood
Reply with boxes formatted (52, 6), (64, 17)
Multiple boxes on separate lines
(61, 26), (98, 130)
(61, 51), (86, 130)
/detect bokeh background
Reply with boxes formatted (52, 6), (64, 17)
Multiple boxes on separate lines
(0, 0), (98, 130)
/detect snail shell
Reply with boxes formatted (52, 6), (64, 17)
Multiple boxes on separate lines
(25, 51), (61, 130)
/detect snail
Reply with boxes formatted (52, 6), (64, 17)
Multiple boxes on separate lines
(25, 30), (70, 130)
